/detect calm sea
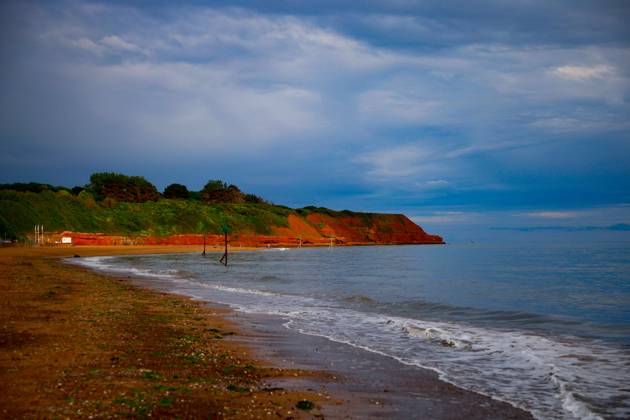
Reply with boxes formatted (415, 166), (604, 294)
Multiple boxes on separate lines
(70, 239), (630, 419)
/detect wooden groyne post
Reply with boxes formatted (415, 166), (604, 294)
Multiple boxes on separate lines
(219, 232), (228, 266)
(219, 224), (229, 266)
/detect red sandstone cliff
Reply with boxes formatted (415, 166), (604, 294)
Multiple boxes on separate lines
(53, 212), (443, 246)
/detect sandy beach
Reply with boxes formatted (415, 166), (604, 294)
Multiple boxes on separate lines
(0, 245), (532, 419)
(0, 245), (329, 419)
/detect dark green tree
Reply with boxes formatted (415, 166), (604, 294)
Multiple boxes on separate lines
(244, 193), (264, 204)
(201, 180), (244, 203)
(71, 186), (85, 195)
(0, 182), (70, 193)
(163, 183), (189, 199)
(89, 172), (160, 202)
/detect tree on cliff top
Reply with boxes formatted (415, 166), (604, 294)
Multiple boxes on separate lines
(0, 182), (70, 194)
(89, 172), (160, 202)
(201, 180), (245, 203)
(163, 183), (189, 199)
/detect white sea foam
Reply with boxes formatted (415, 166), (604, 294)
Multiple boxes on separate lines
(403, 324), (473, 349)
(68, 256), (180, 279)
(210, 284), (279, 297)
(194, 285), (628, 419)
(71, 255), (630, 420)
(201, 291), (629, 420)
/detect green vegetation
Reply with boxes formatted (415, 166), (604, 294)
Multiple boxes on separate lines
(296, 205), (373, 221)
(0, 182), (76, 194)
(0, 172), (387, 241)
(201, 180), (242, 203)
(0, 189), (290, 239)
(89, 172), (160, 202)
(163, 183), (189, 200)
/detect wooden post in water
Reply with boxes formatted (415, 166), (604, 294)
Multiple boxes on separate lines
(219, 231), (228, 266)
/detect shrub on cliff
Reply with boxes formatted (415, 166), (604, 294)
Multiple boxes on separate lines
(244, 193), (265, 204)
(89, 172), (160, 203)
(0, 182), (70, 194)
(163, 183), (189, 199)
(71, 186), (85, 195)
(201, 180), (245, 203)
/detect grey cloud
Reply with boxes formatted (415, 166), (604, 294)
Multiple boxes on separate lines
(1, 0), (628, 212)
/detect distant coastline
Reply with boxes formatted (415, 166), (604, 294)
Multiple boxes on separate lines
(491, 223), (630, 232)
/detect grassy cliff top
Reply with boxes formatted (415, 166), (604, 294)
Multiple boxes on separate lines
(0, 189), (297, 239)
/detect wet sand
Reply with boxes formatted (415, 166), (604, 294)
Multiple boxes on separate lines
(1, 245), (533, 418)
(232, 313), (532, 419)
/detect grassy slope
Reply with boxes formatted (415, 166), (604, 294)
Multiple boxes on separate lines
(0, 190), (292, 239)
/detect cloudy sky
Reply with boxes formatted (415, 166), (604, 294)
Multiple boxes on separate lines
(1, 0), (629, 237)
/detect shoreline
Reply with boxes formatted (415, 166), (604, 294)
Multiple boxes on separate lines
(1, 245), (532, 418)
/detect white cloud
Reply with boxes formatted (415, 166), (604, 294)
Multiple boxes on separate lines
(412, 211), (479, 224)
(70, 37), (103, 54)
(11, 2), (630, 191)
(358, 89), (441, 124)
(68, 35), (147, 56)
(356, 144), (438, 178)
(551, 65), (613, 81)
(358, 14), (441, 37)
(67, 61), (324, 154)
(452, 45), (628, 105)
(52, 8), (431, 157)
(425, 179), (449, 186)
(101, 35), (146, 55)
(412, 179), (451, 191)
(160, 9), (404, 72)
(529, 116), (630, 135)
(524, 211), (581, 219)
(530, 117), (585, 133)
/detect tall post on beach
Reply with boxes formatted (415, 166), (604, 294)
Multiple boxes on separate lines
(219, 224), (229, 266)
(219, 232), (228, 266)
(202, 234), (206, 256)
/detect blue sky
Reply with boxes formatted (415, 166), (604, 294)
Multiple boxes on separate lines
(1, 0), (629, 236)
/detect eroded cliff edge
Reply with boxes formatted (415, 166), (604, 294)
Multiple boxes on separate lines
(55, 212), (443, 246)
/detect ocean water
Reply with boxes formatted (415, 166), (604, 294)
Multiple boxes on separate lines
(69, 240), (630, 419)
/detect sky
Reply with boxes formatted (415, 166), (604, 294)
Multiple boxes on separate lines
(1, 0), (629, 238)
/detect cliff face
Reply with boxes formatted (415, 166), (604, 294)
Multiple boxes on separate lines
(274, 213), (442, 245)
(54, 212), (443, 246)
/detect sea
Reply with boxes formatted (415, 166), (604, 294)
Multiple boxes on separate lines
(69, 235), (630, 420)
